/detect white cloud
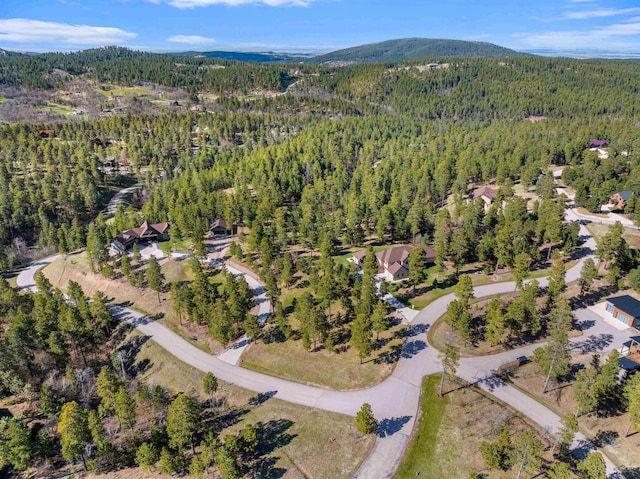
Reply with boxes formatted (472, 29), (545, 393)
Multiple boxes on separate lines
(164, 0), (313, 8)
(565, 7), (640, 20)
(168, 34), (216, 44)
(513, 20), (640, 52)
(0, 18), (136, 45)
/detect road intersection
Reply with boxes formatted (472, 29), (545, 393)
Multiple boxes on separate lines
(16, 209), (635, 478)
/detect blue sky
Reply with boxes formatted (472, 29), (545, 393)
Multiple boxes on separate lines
(2, 0), (640, 56)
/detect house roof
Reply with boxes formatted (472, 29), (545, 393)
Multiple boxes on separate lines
(118, 220), (170, 242)
(353, 250), (367, 262)
(376, 245), (436, 267)
(376, 246), (412, 266)
(211, 218), (228, 230)
(589, 139), (609, 147)
(616, 190), (634, 201)
(607, 295), (640, 318)
(387, 263), (408, 276)
(472, 186), (498, 201)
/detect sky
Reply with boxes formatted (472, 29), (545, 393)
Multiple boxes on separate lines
(2, 0), (640, 57)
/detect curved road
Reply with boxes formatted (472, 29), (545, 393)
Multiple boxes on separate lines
(17, 213), (631, 478)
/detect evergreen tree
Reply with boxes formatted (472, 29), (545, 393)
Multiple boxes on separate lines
(167, 393), (200, 454)
(355, 403), (378, 435)
(146, 255), (165, 304)
(438, 343), (460, 396)
(57, 401), (90, 470)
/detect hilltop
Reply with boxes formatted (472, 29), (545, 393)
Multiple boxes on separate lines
(308, 38), (530, 64)
(174, 50), (310, 62)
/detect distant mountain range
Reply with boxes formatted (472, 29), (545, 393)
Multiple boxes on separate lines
(307, 38), (530, 64)
(173, 50), (310, 62)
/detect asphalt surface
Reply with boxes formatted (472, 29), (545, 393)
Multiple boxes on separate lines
(16, 210), (634, 478)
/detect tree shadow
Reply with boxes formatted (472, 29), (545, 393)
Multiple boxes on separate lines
(377, 416), (412, 437)
(248, 391), (277, 406)
(571, 334), (614, 354)
(255, 419), (296, 455)
(114, 333), (151, 377)
(592, 430), (619, 447)
(400, 340), (426, 358)
(248, 455), (287, 479)
(374, 344), (402, 365)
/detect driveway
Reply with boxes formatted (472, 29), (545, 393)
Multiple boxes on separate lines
(16, 211), (630, 478)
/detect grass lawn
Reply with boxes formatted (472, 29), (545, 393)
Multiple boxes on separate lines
(160, 237), (192, 255)
(513, 183), (542, 209)
(577, 207), (609, 219)
(510, 360), (640, 470)
(38, 104), (74, 116)
(125, 329), (374, 479)
(395, 258), (578, 310)
(241, 319), (404, 390)
(333, 244), (394, 268)
(395, 375), (557, 479)
(40, 251), (224, 356)
(95, 85), (157, 97)
(587, 222), (640, 249)
(427, 288), (584, 357)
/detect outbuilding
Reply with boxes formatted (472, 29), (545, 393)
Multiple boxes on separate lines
(605, 296), (640, 328)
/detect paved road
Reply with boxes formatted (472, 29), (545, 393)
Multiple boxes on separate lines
(105, 184), (141, 216)
(16, 218), (630, 478)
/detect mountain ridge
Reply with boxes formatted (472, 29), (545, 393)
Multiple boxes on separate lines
(307, 38), (531, 64)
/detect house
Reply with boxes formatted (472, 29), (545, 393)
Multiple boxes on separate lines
(38, 129), (55, 139)
(109, 220), (171, 256)
(351, 250), (367, 266)
(210, 218), (236, 236)
(609, 190), (634, 209)
(619, 336), (640, 374)
(605, 296), (640, 329)
(589, 139), (609, 148)
(471, 186), (499, 211)
(375, 245), (436, 282)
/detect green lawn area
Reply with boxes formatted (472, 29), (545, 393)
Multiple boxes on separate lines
(161, 237), (192, 255)
(126, 329), (374, 479)
(398, 259), (578, 310)
(333, 244), (399, 268)
(38, 103), (74, 116)
(395, 375), (558, 479)
(394, 375), (447, 478)
(95, 85), (157, 97)
(587, 221), (640, 249)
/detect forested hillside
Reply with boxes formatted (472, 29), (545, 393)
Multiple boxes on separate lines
(1, 49), (640, 266)
(308, 38), (528, 64)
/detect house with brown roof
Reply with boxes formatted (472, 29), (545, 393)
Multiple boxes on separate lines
(589, 139), (609, 148)
(609, 190), (634, 210)
(109, 220), (171, 256)
(376, 245), (436, 281)
(38, 129), (55, 139)
(210, 218), (237, 236)
(471, 186), (499, 211)
(350, 245), (435, 281)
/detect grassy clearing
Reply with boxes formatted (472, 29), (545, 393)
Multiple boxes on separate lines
(394, 259), (577, 310)
(510, 360), (640, 470)
(587, 222), (640, 249)
(125, 329), (374, 479)
(577, 207), (609, 219)
(40, 251), (223, 356)
(241, 319), (404, 390)
(427, 287), (584, 357)
(95, 85), (157, 97)
(333, 244), (395, 268)
(395, 375), (557, 479)
(513, 183), (542, 209)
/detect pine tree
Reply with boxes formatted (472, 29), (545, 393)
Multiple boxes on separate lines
(485, 298), (505, 345)
(438, 343), (460, 396)
(355, 403), (378, 435)
(351, 313), (373, 364)
(577, 452), (606, 479)
(167, 393), (200, 454)
(114, 386), (136, 432)
(57, 401), (90, 470)
(146, 255), (165, 304)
